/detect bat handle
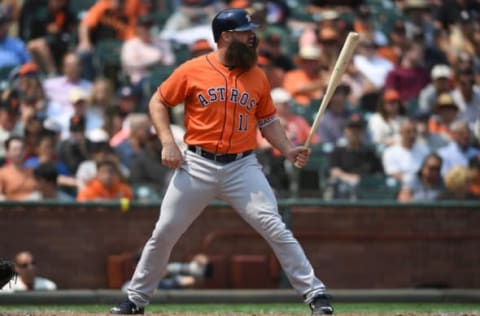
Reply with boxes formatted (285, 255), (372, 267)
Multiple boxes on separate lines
(293, 137), (313, 169)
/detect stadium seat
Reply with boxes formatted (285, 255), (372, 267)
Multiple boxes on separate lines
(287, 143), (331, 196)
(93, 39), (124, 86)
(355, 175), (400, 200)
(144, 65), (176, 96)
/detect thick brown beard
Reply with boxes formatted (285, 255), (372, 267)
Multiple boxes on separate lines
(224, 41), (258, 70)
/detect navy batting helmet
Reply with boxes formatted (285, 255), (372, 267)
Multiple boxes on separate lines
(212, 8), (258, 43)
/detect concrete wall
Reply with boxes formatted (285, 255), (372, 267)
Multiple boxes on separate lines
(0, 201), (479, 289)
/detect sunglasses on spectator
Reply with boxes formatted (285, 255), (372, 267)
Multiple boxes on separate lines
(16, 261), (35, 269)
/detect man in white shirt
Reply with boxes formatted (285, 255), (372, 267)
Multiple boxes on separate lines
(437, 120), (480, 176)
(1, 251), (56, 292)
(43, 52), (92, 138)
(450, 68), (480, 132)
(353, 38), (393, 89)
(382, 118), (430, 185)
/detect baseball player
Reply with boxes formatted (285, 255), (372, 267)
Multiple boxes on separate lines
(110, 8), (333, 316)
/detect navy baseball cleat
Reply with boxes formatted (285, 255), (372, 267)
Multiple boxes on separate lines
(309, 294), (334, 315)
(110, 299), (144, 314)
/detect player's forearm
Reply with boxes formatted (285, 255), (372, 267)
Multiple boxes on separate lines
(149, 94), (176, 147)
(261, 119), (294, 157)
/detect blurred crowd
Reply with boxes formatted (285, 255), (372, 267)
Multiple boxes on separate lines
(0, 0), (479, 202)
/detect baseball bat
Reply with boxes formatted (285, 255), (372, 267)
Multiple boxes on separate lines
(294, 32), (360, 168)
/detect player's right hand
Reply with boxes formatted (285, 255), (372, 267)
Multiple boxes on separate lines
(161, 143), (185, 168)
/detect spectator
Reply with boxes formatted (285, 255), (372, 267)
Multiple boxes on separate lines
(77, 0), (142, 52)
(451, 67), (480, 132)
(1, 251), (56, 292)
(122, 252), (213, 292)
(85, 78), (114, 132)
(437, 120), (480, 176)
(57, 114), (90, 175)
(377, 20), (409, 65)
(43, 52), (93, 135)
(439, 165), (475, 200)
(159, 0), (219, 46)
(256, 88), (318, 194)
(114, 113), (151, 170)
(0, 89), (23, 163)
(418, 64), (453, 113)
(76, 141), (129, 191)
(258, 30), (295, 72)
(315, 83), (353, 144)
(427, 93), (459, 142)
(76, 159), (133, 201)
(32, 162), (73, 201)
(283, 45), (325, 106)
(0, 136), (37, 200)
(468, 155), (480, 197)
(0, 8), (30, 69)
(326, 113), (384, 199)
(397, 153), (445, 202)
(21, 0), (75, 76)
(382, 118), (431, 186)
(353, 37), (393, 90)
(367, 89), (405, 148)
(384, 42), (430, 102)
(24, 134), (70, 176)
(412, 110), (449, 152)
(129, 129), (171, 199)
(121, 15), (173, 96)
(9, 62), (47, 112)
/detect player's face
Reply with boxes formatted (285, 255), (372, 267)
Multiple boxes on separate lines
(224, 30), (258, 69)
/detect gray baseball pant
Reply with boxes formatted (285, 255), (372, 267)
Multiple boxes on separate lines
(127, 151), (326, 307)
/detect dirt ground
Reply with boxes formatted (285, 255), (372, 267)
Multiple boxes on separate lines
(1, 313), (479, 316)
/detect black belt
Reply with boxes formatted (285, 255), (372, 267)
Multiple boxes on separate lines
(188, 146), (252, 163)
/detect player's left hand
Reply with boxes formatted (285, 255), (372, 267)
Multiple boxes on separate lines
(287, 146), (311, 168)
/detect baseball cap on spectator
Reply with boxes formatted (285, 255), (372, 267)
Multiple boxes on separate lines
(297, 45), (321, 60)
(69, 89), (89, 104)
(431, 64), (452, 80)
(19, 62), (40, 76)
(346, 112), (365, 129)
(383, 89), (400, 102)
(117, 86), (135, 99)
(0, 89), (20, 115)
(270, 88), (292, 104)
(434, 93), (458, 111)
(69, 115), (85, 132)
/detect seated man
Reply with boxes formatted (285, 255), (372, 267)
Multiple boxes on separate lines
(326, 113), (384, 199)
(0, 136), (37, 201)
(76, 160), (133, 202)
(1, 251), (57, 292)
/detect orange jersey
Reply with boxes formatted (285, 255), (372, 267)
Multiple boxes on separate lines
(157, 52), (277, 154)
(81, 0), (140, 41)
